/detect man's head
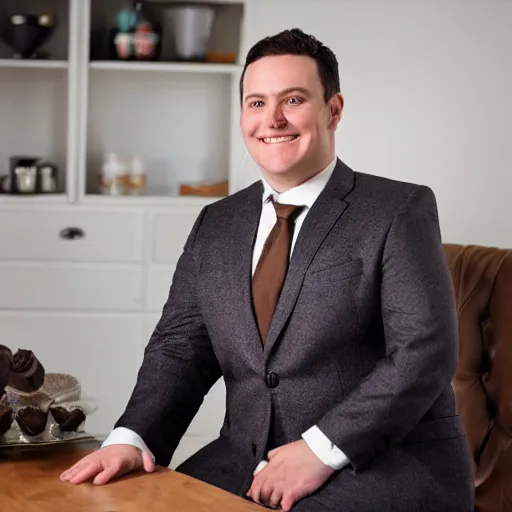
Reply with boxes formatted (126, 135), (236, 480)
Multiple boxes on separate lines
(240, 28), (344, 191)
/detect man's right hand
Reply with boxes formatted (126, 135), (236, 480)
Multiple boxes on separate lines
(60, 444), (156, 485)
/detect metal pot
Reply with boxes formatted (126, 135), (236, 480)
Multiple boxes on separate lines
(163, 4), (215, 61)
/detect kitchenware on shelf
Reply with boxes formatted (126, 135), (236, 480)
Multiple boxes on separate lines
(163, 4), (215, 61)
(126, 155), (147, 195)
(179, 180), (228, 197)
(0, 14), (57, 59)
(36, 161), (58, 193)
(99, 152), (127, 195)
(4, 156), (59, 194)
(7, 156), (39, 194)
(111, 2), (161, 61)
(98, 153), (147, 195)
(133, 21), (160, 60)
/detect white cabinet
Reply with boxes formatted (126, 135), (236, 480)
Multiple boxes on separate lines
(0, 0), (247, 202)
(0, 0), (249, 460)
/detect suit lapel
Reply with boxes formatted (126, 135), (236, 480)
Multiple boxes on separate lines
(228, 182), (266, 362)
(263, 159), (355, 359)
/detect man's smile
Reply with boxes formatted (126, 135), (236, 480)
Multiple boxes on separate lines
(259, 135), (300, 144)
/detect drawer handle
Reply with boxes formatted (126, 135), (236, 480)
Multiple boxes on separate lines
(59, 227), (85, 240)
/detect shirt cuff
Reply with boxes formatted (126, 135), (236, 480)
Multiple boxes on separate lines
(101, 427), (155, 463)
(302, 425), (349, 470)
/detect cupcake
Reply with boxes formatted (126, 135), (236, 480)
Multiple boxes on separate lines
(8, 349), (45, 392)
(0, 345), (13, 393)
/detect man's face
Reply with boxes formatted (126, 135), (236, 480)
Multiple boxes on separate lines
(240, 54), (341, 181)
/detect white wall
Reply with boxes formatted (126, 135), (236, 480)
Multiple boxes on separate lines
(238, 0), (511, 247)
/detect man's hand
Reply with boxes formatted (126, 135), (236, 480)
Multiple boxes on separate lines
(60, 444), (155, 485)
(247, 440), (335, 511)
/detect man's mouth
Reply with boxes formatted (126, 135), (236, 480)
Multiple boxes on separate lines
(259, 135), (299, 144)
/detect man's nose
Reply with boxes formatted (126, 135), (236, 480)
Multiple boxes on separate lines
(267, 104), (287, 129)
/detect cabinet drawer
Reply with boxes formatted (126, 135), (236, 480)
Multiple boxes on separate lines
(0, 263), (143, 311)
(0, 210), (143, 262)
(152, 210), (200, 265)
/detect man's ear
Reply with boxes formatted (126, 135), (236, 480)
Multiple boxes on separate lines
(328, 93), (344, 127)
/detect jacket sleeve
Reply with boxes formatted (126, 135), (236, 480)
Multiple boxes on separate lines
(315, 185), (457, 471)
(114, 206), (222, 466)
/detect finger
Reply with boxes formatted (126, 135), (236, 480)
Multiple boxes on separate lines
(92, 460), (122, 486)
(68, 461), (103, 484)
(248, 475), (264, 504)
(142, 451), (156, 473)
(61, 452), (97, 480)
(280, 491), (297, 512)
(268, 448), (278, 459)
(61, 461), (92, 482)
(259, 475), (277, 506)
(60, 463), (82, 481)
(269, 488), (283, 509)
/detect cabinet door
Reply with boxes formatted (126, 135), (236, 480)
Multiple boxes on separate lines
(0, 0), (80, 202)
(0, 313), (143, 436)
(80, 0), (245, 201)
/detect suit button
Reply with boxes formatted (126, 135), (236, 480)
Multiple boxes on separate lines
(265, 372), (279, 388)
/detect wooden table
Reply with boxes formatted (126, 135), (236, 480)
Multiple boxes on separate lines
(0, 439), (263, 512)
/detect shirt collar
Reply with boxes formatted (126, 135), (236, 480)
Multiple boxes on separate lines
(261, 156), (337, 208)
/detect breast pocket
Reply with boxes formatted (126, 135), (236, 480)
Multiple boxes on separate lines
(306, 258), (364, 281)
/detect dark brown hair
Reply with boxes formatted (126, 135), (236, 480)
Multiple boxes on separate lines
(240, 28), (340, 104)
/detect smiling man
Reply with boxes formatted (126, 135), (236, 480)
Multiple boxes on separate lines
(61, 29), (474, 511)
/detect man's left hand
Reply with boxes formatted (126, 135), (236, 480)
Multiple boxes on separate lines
(246, 440), (335, 511)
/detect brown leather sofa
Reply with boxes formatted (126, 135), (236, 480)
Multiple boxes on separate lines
(444, 244), (512, 512)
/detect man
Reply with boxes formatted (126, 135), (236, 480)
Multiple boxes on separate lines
(61, 29), (474, 511)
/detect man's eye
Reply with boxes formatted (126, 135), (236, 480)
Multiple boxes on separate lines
(250, 101), (264, 108)
(288, 96), (303, 105)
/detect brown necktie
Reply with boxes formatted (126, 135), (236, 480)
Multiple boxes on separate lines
(252, 200), (303, 344)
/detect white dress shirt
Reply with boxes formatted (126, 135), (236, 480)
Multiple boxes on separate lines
(102, 156), (349, 471)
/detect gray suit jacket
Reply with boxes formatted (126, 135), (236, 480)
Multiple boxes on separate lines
(116, 159), (474, 511)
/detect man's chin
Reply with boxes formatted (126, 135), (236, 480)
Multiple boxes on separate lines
(260, 164), (299, 177)
(256, 157), (305, 176)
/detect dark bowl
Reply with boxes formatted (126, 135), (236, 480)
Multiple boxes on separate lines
(0, 14), (57, 58)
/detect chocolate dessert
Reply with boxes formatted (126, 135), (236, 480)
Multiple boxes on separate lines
(0, 345), (13, 393)
(0, 393), (13, 436)
(8, 349), (45, 392)
(15, 406), (48, 437)
(51, 406), (86, 432)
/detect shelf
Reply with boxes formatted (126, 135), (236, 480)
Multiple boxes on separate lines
(89, 61), (241, 75)
(0, 59), (68, 70)
(145, 0), (244, 4)
(80, 194), (225, 207)
(0, 194), (69, 206)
